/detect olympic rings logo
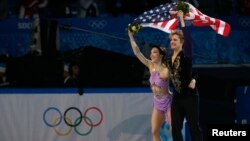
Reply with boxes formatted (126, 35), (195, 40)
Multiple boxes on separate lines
(88, 20), (107, 29)
(239, 18), (250, 28)
(43, 106), (103, 136)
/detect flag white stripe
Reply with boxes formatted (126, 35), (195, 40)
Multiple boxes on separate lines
(141, 23), (172, 33)
(218, 21), (226, 35)
(141, 18), (177, 33)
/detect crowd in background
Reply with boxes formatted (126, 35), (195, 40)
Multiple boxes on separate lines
(0, 0), (250, 88)
(0, 0), (250, 20)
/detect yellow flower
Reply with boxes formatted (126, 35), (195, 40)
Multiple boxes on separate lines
(126, 23), (141, 35)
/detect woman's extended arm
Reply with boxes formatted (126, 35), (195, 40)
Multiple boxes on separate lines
(128, 30), (150, 67)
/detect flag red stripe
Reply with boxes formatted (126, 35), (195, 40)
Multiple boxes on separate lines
(169, 19), (179, 30)
(186, 2), (231, 36)
(161, 21), (167, 28)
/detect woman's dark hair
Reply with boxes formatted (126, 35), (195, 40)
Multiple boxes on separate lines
(150, 44), (168, 66)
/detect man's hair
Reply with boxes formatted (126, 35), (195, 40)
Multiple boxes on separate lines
(169, 29), (184, 43)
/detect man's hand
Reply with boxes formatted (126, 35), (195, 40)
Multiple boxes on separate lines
(177, 10), (185, 27)
(177, 10), (184, 19)
(188, 79), (196, 89)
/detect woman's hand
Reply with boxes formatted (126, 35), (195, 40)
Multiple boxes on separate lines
(128, 29), (133, 37)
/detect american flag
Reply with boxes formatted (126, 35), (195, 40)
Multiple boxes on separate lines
(132, 2), (231, 37)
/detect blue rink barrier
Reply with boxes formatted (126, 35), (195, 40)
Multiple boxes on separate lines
(160, 121), (191, 141)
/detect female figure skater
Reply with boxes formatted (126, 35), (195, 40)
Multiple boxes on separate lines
(128, 30), (172, 141)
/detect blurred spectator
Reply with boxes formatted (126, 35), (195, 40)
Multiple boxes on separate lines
(64, 62), (81, 87)
(79, 0), (99, 18)
(239, 0), (250, 16)
(0, 64), (7, 86)
(106, 0), (123, 17)
(19, 0), (48, 19)
(29, 17), (42, 55)
(45, 0), (71, 18)
(63, 63), (69, 83)
(216, 0), (232, 16)
(0, 0), (8, 20)
(174, 0), (199, 7)
(230, 0), (239, 16)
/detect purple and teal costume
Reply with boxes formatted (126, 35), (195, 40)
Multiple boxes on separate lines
(150, 71), (172, 124)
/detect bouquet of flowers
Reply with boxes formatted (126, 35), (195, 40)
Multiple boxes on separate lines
(177, 0), (189, 15)
(126, 23), (141, 35)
